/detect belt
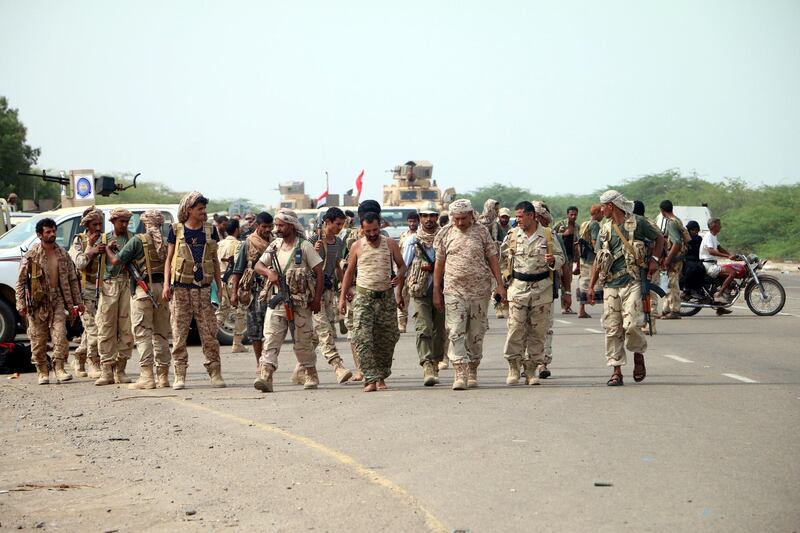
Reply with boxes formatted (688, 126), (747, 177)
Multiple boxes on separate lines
(511, 270), (550, 282)
(356, 286), (393, 298)
(149, 273), (165, 284)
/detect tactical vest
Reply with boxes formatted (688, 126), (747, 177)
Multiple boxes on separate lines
(238, 234), (271, 306)
(407, 236), (436, 298)
(258, 238), (316, 307)
(596, 215), (646, 283)
(502, 226), (554, 282)
(171, 222), (218, 286)
(78, 232), (106, 287)
(135, 233), (166, 283)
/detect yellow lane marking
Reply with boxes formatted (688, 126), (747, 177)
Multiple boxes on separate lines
(173, 398), (447, 533)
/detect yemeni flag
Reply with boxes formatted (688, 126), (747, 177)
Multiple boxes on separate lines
(349, 169), (364, 201)
(316, 188), (329, 207)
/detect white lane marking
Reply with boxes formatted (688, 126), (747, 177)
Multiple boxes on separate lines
(731, 305), (800, 318)
(585, 328), (603, 334)
(662, 354), (694, 363)
(555, 320), (572, 325)
(722, 373), (759, 383)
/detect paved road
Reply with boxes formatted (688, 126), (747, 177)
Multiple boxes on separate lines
(1, 273), (798, 532)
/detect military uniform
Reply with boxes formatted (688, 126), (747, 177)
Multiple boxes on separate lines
(69, 231), (106, 378)
(233, 232), (271, 348)
(435, 223), (496, 379)
(351, 235), (400, 385)
(114, 232), (171, 388)
(403, 229), (445, 385)
(167, 222), (225, 389)
(254, 237), (322, 392)
(501, 224), (565, 385)
(396, 229), (415, 332)
(595, 214), (660, 367)
(660, 216), (687, 316)
(95, 229), (135, 384)
(577, 219), (601, 304)
(15, 243), (82, 384)
(216, 234), (247, 351)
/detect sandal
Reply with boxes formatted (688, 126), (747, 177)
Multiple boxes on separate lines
(562, 308), (576, 315)
(607, 374), (624, 386)
(578, 312), (591, 319)
(633, 353), (646, 382)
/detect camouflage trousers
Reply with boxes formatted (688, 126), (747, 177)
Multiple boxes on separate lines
(504, 294), (552, 366)
(27, 291), (68, 365)
(216, 282), (246, 336)
(541, 302), (554, 365)
(169, 286), (220, 368)
(96, 276), (134, 364)
(352, 288), (400, 383)
(444, 294), (488, 364)
(412, 295), (446, 365)
(75, 293), (98, 360)
(311, 289), (340, 363)
(602, 282), (647, 366)
(396, 283), (410, 329)
(131, 282), (171, 368)
(663, 261), (683, 314)
(260, 303), (315, 369)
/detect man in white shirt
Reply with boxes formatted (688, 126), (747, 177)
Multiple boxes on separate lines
(699, 218), (740, 303)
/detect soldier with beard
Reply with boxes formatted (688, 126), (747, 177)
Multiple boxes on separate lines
(403, 203), (444, 386)
(231, 212), (274, 367)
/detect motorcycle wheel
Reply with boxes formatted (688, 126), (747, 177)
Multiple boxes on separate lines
(678, 304), (702, 317)
(744, 275), (786, 316)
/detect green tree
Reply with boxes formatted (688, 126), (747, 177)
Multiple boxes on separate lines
(0, 97), (60, 205)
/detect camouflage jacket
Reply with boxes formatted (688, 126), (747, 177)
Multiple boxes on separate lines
(15, 243), (83, 319)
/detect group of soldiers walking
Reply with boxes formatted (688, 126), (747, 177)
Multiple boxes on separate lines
(15, 187), (685, 392)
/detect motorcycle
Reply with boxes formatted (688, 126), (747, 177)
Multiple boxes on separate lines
(679, 254), (786, 317)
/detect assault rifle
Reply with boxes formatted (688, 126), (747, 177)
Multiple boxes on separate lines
(221, 258), (235, 284)
(127, 263), (159, 309)
(640, 264), (666, 336)
(21, 248), (33, 313)
(268, 254), (295, 343)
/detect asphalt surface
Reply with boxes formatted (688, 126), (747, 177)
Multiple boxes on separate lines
(1, 272), (798, 532)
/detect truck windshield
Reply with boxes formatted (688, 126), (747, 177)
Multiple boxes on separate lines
(400, 191), (418, 200)
(421, 191), (439, 200)
(0, 214), (49, 249)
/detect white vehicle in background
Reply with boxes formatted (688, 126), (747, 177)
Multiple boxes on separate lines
(0, 204), (178, 343)
(378, 207), (418, 241)
(655, 205), (713, 234)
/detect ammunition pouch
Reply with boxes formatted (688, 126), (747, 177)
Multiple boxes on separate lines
(285, 268), (315, 306)
(407, 259), (432, 298)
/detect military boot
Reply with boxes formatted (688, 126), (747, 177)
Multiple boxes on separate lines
(433, 363), (440, 384)
(330, 358), (353, 384)
(303, 366), (319, 390)
(129, 365), (156, 390)
(114, 359), (132, 384)
(73, 355), (88, 378)
(422, 361), (437, 387)
(290, 363), (304, 385)
(86, 357), (101, 379)
(94, 363), (115, 386)
(523, 361), (540, 386)
(36, 364), (50, 385)
(253, 363), (275, 393)
(506, 359), (521, 385)
(231, 335), (248, 353)
(452, 363), (468, 391)
(155, 366), (170, 388)
(53, 359), (73, 382)
(208, 362), (227, 388)
(172, 363), (187, 390)
(467, 361), (479, 388)
(438, 359), (449, 371)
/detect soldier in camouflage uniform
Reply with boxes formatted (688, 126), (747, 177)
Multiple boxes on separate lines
(231, 212), (274, 367)
(339, 203), (406, 392)
(163, 192), (226, 389)
(434, 199), (506, 390)
(576, 204), (603, 319)
(553, 206), (580, 314)
(106, 209), (171, 390)
(94, 208), (135, 386)
(588, 190), (664, 386)
(16, 218), (83, 384)
(396, 211), (419, 333)
(309, 207), (353, 384)
(501, 201), (565, 386)
(69, 207), (106, 379)
(403, 203), (444, 386)
(658, 200), (689, 319)
(216, 218), (248, 353)
(253, 209), (324, 393)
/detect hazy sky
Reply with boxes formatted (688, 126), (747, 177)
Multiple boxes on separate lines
(2, 0), (798, 206)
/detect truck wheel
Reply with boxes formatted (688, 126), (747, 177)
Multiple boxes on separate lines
(0, 299), (15, 343)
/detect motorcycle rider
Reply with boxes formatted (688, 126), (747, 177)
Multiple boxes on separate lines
(699, 218), (744, 304)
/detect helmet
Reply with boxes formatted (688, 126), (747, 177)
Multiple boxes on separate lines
(419, 201), (439, 215)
